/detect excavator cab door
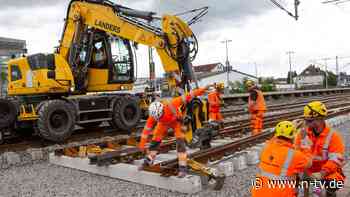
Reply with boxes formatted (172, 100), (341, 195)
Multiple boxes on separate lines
(84, 32), (135, 91)
(108, 37), (134, 83)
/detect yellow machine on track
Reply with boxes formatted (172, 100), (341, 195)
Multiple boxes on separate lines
(0, 0), (206, 143)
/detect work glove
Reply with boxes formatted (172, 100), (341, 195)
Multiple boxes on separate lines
(204, 84), (215, 90)
(300, 135), (313, 150)
(310, 172), (324, 180)
(292, 119), (305, 130)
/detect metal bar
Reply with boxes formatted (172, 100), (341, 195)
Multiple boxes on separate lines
(77, 118), (112, 124)
(78, 108), (113, 114)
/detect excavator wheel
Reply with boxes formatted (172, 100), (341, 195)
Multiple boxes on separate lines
(36, 100), (76, 142)
(0, 98), (17, 129)
(0, 129), (4, 144)
(110, 97), (141, 132)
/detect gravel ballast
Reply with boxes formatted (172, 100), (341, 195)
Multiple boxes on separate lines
(0, 162), (256, 197)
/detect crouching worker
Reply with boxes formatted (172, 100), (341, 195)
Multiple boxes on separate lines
(251, 121), (312, 197)
(295, 101), (345, 197)
(138, 85), (211, 177)
(208, 83), (224, 124)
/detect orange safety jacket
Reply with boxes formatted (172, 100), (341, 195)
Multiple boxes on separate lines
(248, 89), (266, 113)
(294, 126), (345, 181)
(252, 137), (312, 197)
(208, 91), (222, 113)
(139, 88), (206, 149)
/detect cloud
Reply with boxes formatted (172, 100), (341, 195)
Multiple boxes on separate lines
(0, 0), (273, 37)
(0, 0), (64, 8)
(137, 0), (274, 36)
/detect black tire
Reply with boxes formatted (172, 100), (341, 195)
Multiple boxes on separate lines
(0, 129), (4, 144)
(110, 97), (141, 131)
(0, 99), (17, 129)
(78, 122), (102, 129)
(36, 100), (76, 142)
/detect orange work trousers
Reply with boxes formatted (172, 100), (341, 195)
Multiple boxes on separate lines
(209, 112), (223, 122)
(151, 121), (185, 142)
(250, 111), (264, 135)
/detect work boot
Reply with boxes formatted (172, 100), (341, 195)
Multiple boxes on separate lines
(177, 165), (188, 178)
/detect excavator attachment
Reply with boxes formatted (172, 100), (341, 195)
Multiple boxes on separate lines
(187, 159), (226, 190)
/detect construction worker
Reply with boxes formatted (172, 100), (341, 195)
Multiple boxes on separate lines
(295, 101), (345, 197)
(246, 80), (266, 135)
(138, 85), (211, 177)
(251, 121), (312, 197)
(208, 83), (224, 123)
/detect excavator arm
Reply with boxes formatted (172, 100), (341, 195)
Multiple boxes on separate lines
(59, 0), (198, 94)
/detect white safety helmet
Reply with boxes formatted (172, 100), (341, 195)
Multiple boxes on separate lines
(148, 101), (164, 120)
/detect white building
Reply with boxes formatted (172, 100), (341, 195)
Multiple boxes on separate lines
(193, 62), (258, 87)
(294, 65), (324, 89)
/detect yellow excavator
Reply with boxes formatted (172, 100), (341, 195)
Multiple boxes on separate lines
(0, 0), (208, 143)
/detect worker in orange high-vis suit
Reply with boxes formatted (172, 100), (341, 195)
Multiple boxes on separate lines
(246, 80), (266, 135)
(295, 101), (345, 197)
(138, 85), (211, 178)
(251, 121), (312, 197)
(208, 83), (224, 123)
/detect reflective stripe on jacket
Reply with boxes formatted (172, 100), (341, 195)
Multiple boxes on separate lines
(138, 88), (206, 149)
(251, 137), (311, 197)
(294, 126), (345, 181)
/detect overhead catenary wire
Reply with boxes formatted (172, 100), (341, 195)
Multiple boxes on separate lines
(322, 0), (350, 4)
(268, 0), (299, 20)
(335, 0), (350, 4)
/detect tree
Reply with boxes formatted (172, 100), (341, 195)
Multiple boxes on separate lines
(228, 78), (247, 93)
(287, 71), (297, 84)
(260, 77), (276, 92)
(323, 71), (337, 87)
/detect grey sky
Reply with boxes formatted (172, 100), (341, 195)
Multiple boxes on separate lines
(143, 0), (274, 35)
(0, 0), (273, 35)
(0, 0), (63, 8)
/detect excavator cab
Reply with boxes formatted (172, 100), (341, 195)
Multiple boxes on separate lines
(73, 30), (135, 92)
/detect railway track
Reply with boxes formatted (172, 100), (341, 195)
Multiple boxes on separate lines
(86, 99), (350, 167)
(154, 106), (350, 175)
(1, 92), (349, 154)
(221, 92), (350, 116)
(84, 104), (350, 188)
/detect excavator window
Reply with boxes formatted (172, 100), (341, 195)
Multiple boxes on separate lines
(81, 30), (134, 83)
(92, 41), (108, 69)
(108, 37), (134, 83)
(10, 65), (22, 81)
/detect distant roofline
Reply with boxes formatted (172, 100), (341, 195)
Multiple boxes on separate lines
(0, 37), (26, 44)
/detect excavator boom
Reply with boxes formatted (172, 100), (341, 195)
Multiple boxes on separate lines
(58, 0), (198, 94)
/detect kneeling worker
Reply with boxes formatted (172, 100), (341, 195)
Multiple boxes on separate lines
(295, 101), (345, 197)
(138, 85), (211, 177)
(251, 121), (312, 197)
